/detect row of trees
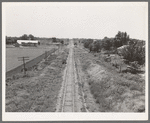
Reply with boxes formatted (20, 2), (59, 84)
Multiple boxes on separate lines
(6, 34), (66, 45)
(6, 34), (35, 44)
(83, 31), (145, 52)
(83, 31), (145, 65)
(20, 34), (35, 40)
(6, 36), (18, 44)
(101, 31), (130, 50)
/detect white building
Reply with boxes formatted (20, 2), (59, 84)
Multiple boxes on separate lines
(16, 40), (39, 47)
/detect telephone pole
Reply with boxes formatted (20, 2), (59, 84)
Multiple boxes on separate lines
(18, 56), (29, 74)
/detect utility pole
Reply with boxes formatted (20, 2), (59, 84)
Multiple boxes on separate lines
(45, 51), (47, 59)
(18, 57), (29, 75)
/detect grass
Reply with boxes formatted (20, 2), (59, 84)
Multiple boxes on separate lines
(119, 73), (144, 83)
(5, 48), (69, 112)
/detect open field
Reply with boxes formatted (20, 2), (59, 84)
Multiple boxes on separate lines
(6, 46), (55, 72)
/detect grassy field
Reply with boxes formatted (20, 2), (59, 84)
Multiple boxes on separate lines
(6, 46), (54, 72)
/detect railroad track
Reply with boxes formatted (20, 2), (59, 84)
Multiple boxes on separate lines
(60, 41), (76, 112)
(56, 40), (88, 112)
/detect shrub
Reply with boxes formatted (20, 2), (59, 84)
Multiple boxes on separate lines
(130, 84), (143, 92)
(62, 59), (67, 64)
(112, 62), (119, 68)
(129, 61), (139, 69)
(74, 42), (77, 45)
(103, 56), (111, 62)
(84, 39), (93, 49)
(6, 77), (12, 82)
(101, 38), (112, 50)
(89, 40), (101, 53)
(121, 43), (145, 65)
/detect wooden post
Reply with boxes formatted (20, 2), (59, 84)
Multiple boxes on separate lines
(119, 55), (122, 73)
(18, 57), (29, 75)
(45, 51), (47, 59)
(58, 44), (59, 53)
(22, 57), (26, 74)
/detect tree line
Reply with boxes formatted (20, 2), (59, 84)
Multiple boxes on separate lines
(6, 34), (35, 44)
(83, 31), (131, 52)
(82, 31), (145, 65)
(6, 34), (66, 45)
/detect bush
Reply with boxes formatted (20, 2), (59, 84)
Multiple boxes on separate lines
(121, 43), (145, 65)
(84, 39), (93, 49)
(62, 59), (67, 64)
(103, 56), (111, 62)
(89, 40), (101, 53)
(112, 62), (119, 68)
(74, 42), (77, 45)
(130, 84), (143, 91)
(129, 61), (140, 69)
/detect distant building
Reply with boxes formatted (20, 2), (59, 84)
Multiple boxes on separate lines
(117, 45), (129, 55)
(93, 39), (97, 42)
(16, 40), (39, 47)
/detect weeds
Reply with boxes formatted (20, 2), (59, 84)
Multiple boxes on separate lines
(129, 84), (143, 92)
(6, 48), (69, 112)
(120, 73), (144, 83)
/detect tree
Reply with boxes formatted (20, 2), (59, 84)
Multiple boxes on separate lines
(121, 42), (145, 65)
(84, 39), (93, 49)
(127, 35), (130, 42)
(52, 37), (57, 42)
(122, 32), (128, 45)
(93, 40), (101, 52)
(60, 40), (64, 44)
(29, 34), (34, 40)
(114, 31), (130, 48)
(102, 37), (112, 50)
(115, 31), (122, 40)
(6, 36), (11, 44)
(6, 36), (18, 44)
(20, 34), (28, 40)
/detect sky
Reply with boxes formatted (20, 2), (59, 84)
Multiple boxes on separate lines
(3, 2), (148, 40)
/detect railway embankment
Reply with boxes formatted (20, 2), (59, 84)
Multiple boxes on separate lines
(74, 47), (145, 112)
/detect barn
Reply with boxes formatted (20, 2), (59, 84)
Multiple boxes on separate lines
(16, 40), (39, 47)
